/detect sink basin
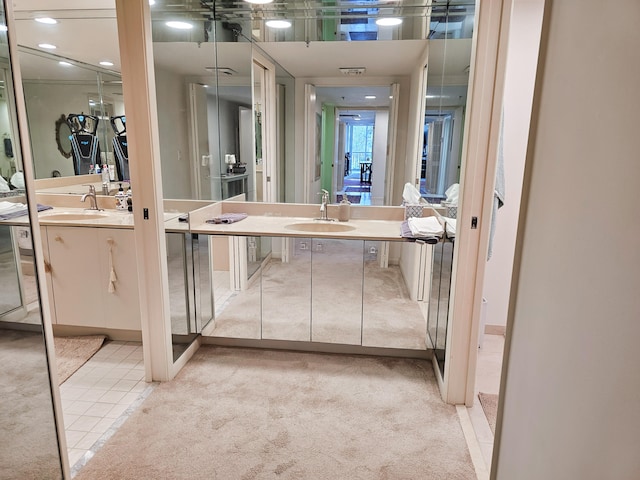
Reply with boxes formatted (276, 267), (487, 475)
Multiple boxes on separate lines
(284, 222), (356, 233)
(42, 213), (108, 221)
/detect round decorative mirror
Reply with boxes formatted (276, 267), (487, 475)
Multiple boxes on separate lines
(55, 114), (72, 158)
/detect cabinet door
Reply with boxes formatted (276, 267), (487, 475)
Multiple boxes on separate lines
(46, 226), (102, 327)
(99, 229), (141, 330)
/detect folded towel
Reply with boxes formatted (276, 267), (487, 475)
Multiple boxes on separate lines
(407, 216), (444, 237)
(443, 217), (457, 238)
(400, 221), (440, 244)
(0, 203), (52, 221)
(206, 213), (248, 224)
(0, 201), (25, 214)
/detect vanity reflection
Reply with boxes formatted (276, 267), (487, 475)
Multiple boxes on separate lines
(205, 234), (433, 351)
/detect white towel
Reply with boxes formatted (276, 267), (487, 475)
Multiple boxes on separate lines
(408, 216), (444, 237)
(0, 201), (25, 214)
(443, 217), (457, 238)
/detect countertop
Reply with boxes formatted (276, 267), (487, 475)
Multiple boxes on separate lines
(190, 215), (405, 241)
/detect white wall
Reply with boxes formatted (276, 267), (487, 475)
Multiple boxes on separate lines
(482, 0), (544, 328)
(154, 67), (191, 199)
(371, 109), (388, 205)
(495, 1), (640, 478)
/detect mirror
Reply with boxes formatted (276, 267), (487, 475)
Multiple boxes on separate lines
(202, 234), (432, 351)
(0, 3), (64, 476)
(17, 47), (124, 180)
(54, 114), (72, 159)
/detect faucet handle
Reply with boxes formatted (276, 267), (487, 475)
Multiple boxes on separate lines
(83, 184), (96, 193)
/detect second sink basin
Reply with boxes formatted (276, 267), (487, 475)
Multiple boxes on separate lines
(284, 222), (356, 233)
(42, 213), (109, 221)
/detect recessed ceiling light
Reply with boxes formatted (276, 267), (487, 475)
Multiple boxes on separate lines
(38, 43), (57, 50)
(35, 17), (58, 25)
(99, 61), (114, 67)
(389, 95), (393, 99)
(59, 61), (72, 67)
(244, 0), (274, 4)
(376, 17), (403, 26)
(166, 21), (193, 30)
(365, 95), (377, 99)
(265, 19), (292, 29)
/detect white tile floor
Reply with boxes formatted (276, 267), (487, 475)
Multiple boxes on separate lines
(59, 340), (155, 475)
(468, 333), (505, 474)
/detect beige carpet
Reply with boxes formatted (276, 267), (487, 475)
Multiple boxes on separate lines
(478, 392), (498, 434)
(54, 335), (106, 384)
(0, 329), (62, 478)
(75, 346), (476, 479)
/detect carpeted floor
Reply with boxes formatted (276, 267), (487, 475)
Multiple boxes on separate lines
(54, 335), (106, 384)
(478, 392), (498, 434)
(0, 329), (62, 479)
(74, 346), (476, 480)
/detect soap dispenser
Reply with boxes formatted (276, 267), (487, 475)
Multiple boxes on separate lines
(115, 183), (127, 210)
(338, 194), (351, 222)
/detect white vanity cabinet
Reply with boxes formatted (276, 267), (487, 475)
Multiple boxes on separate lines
(41, 226), (141, 331)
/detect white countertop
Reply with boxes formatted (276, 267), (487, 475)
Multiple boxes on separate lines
(190, 215), (405, 241)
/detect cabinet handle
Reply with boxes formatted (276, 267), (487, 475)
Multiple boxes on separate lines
(54, 235), (63, 243)
(44, 260), (51, 273)
(107, 238), (117, 293)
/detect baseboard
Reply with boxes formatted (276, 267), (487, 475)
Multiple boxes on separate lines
(485, 324), (506, 336)
(201, 336), (432, 360)
(52, 324), (143, 342)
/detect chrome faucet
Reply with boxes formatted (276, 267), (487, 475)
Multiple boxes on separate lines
(81, 185), (102, 211)
(316, 189), (333, 221)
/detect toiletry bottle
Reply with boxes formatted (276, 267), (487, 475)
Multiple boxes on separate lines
(115, 183), (126, 210)
(89, 164), (95, 174)
(126, 186), (133, 212)
(95, 164), (101, 174)
(338, 195), (351, 222)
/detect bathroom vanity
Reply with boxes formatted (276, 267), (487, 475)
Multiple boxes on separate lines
(9, 183), (444, 353)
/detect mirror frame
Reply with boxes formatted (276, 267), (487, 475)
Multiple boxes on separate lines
(54, 114), (72, 159)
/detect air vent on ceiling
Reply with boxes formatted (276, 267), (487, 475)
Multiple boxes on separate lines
(205, 67), (237, 76)
(339, 67), (366, 76)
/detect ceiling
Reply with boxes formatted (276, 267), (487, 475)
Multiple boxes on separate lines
(11, 0), (472, 108)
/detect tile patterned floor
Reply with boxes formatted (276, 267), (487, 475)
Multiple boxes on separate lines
(59, 340), (154, 475)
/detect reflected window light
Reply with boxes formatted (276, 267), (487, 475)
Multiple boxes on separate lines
(0, 25), (7, 32)
(35, 17), (58, 25)
(59, 61), (72, 67)
(376, 17), (403, 26)
(38, 43), (57, 49)
(149, 0), (156, 5)
(365, 95), (376, 99)
(244, 0), (274, 4)
(166, 21), (193, 30)
(99, 61), (114, 67)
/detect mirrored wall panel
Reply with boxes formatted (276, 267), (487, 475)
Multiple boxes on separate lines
(0, 3), (63, 477)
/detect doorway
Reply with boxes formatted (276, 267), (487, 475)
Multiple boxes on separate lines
(312, 85), (394, 206)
